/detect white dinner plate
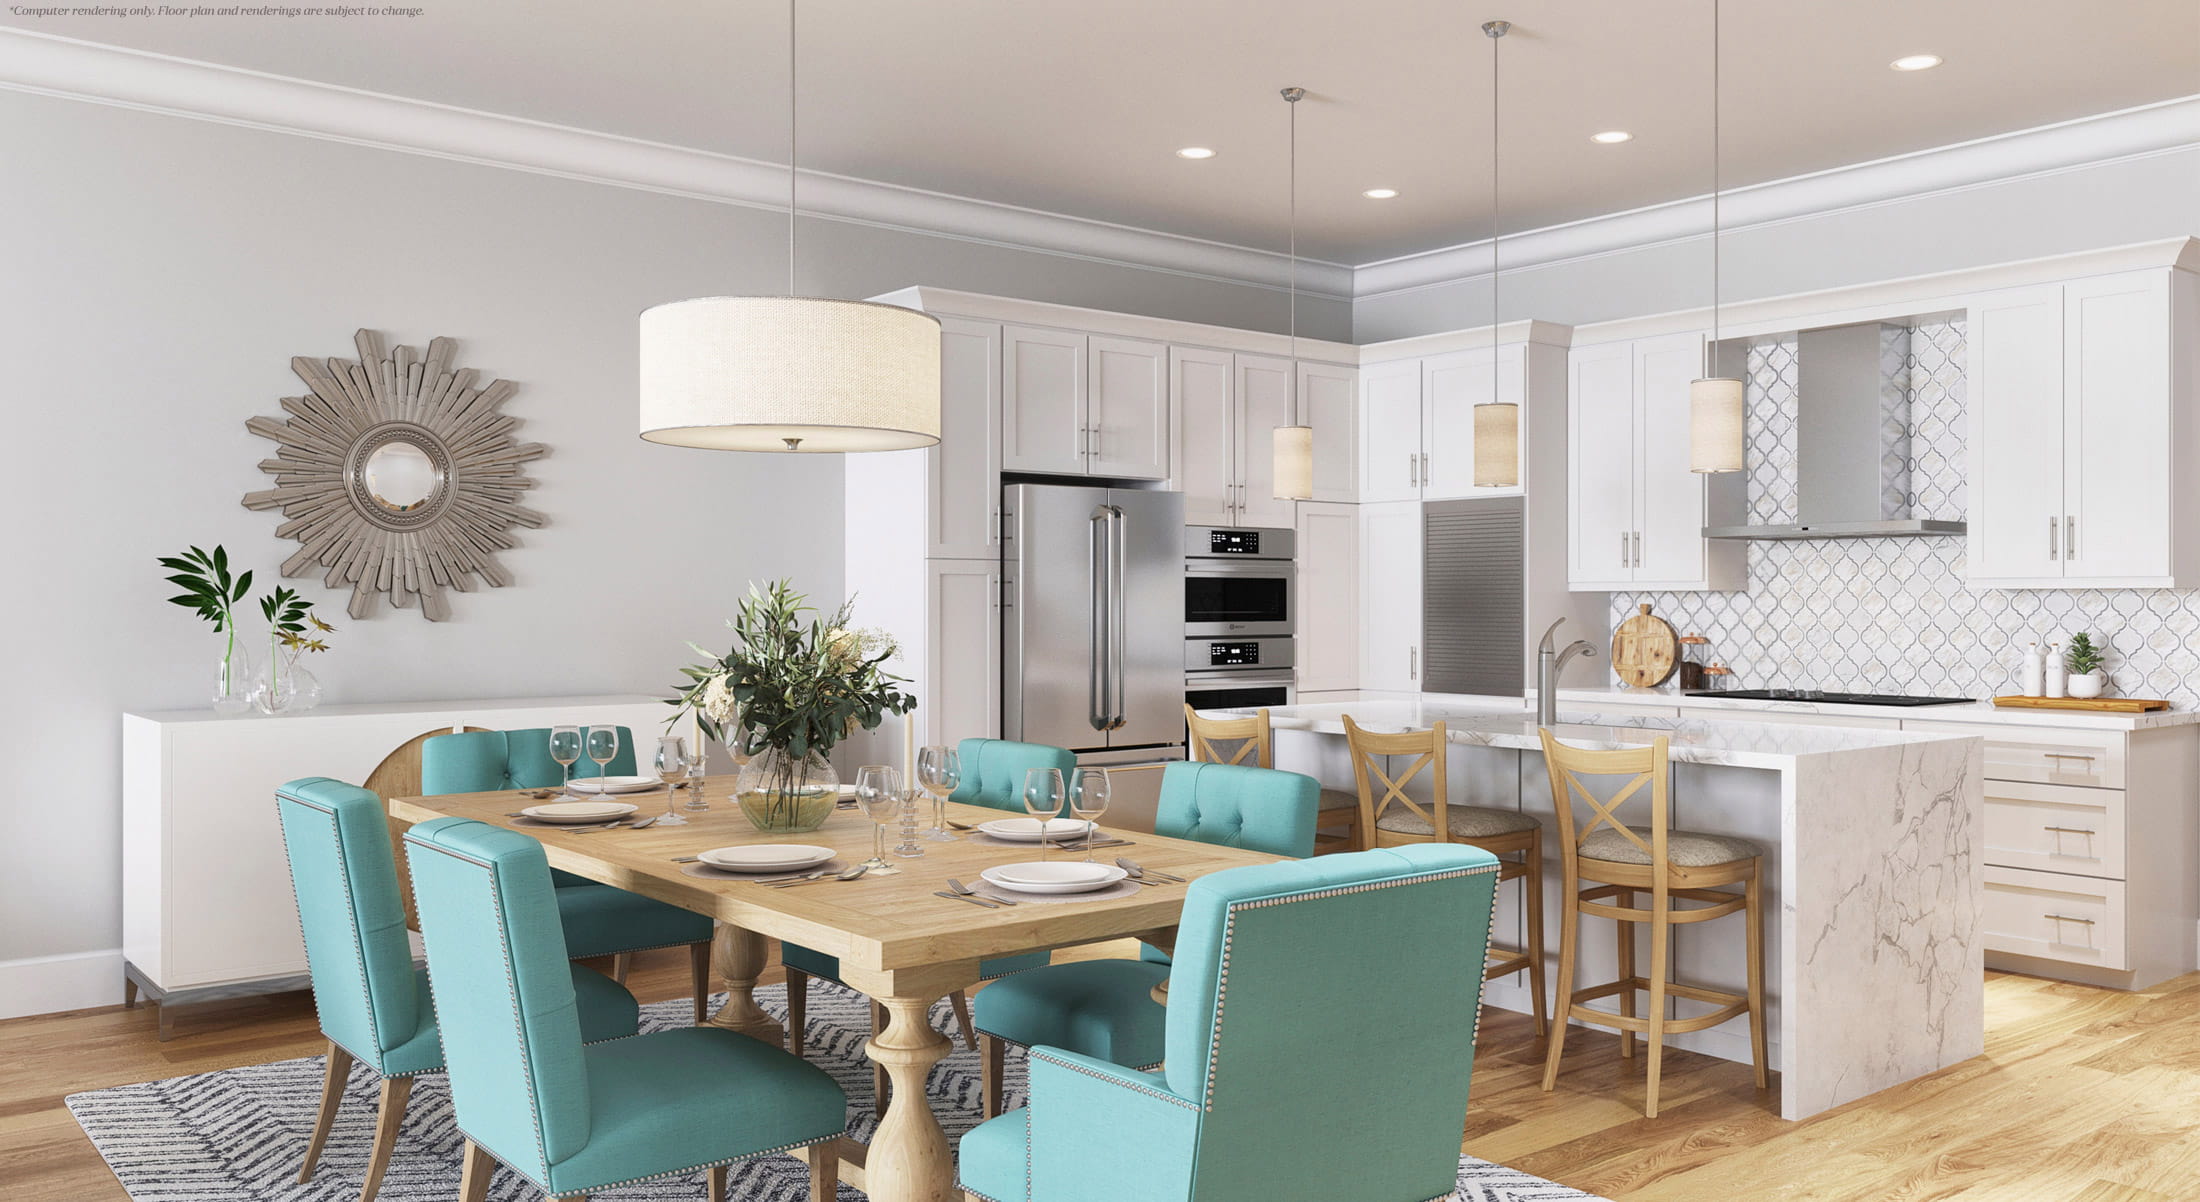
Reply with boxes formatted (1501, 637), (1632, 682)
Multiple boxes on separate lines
(696, 844), (836, 873)
(521, 801), (639, 824)
(570, 776), (663, 795)
(975, 817), (1096, 843)
(980, 863), (1128, 895)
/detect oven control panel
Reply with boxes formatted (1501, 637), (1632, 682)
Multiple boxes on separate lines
(1208, 529), (1261, 555)
(1182, 525), (1295, 560)
(1184, 637), (1294, 670)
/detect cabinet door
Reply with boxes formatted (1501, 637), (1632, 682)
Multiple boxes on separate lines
(1171, 346), (1236, 526)
(1967, 284), (2067, 583)
(2063, 271), (2172, 582)
(925, 560), (1001, 744)
(1632, 332), (1711, 587)
(1359, 358), (1424, 503)
(1568, 341), (1637, 587)
(1088, 335), (1171, 479)
(1422, 345), (1524, 499)
(1359, 501), (1423, 692)
(1299, 361), (1360, 502)
(929, 317), (1002, 559)
(1235, 354), (1297, 528)
(1296, 502), (1359, 692)
(1002, 325), (1087, 474)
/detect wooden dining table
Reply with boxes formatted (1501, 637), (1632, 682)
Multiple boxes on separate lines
(387, 780), (1282, 1202)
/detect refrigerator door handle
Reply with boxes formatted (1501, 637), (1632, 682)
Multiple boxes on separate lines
(1109, 504), (1129, 729)
(1088, 504), (1112, 732)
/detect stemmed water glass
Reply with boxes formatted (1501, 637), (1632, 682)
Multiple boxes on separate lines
(1068, 768), (1111, 863)
(893, 774), (925, 859)
(917, 745), (960, 841)
(855, 765), (901, 871)
(584, 725), (620, 795)
(548, 725), (582, 797)
(1022, 767), (1065, 863)
(653, 736), (690, 827)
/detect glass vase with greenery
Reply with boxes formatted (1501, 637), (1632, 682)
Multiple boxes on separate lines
(668, 580), (916, 833)
(255, 586), (334, 714)
(160, 545), (254, 715)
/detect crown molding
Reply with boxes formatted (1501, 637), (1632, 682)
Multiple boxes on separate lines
(0, 29), (1355, 300)
(872, 286), (1361, 364)
(1353, 93), (2200, 302)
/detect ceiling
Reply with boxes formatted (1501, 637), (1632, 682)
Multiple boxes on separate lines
(6, 0), (2196, 264)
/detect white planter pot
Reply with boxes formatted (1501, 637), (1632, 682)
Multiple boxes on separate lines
(2068, 673), (2105, 699)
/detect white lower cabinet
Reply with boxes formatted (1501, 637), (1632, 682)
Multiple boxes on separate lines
(1983, 865), (2128, 971)
(1981, 779), (2125, 879)
(923, 559), (1001, 746)
(1359, 501), (1422, 692)
(1295, 502), (1359, 692)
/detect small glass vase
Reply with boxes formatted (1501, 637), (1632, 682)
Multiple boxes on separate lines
(211, 640), (254, 716)
(254, 659), (321, 715)
(733, 746), (839, 834)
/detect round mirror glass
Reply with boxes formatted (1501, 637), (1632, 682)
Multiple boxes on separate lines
(362, 441), (440, 513)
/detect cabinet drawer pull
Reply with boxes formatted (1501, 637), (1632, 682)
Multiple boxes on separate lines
(2044, 913), (2096, 925)
(2048, 516), (2059, 560)
(2065, 515), (2076, 559)
(1619, 531), (1629, 567)
(2041, 752), (2097, 764)
(2041, 825), (2096, 836)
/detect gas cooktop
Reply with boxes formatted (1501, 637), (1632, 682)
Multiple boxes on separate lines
(1685, 689), (1975, 707)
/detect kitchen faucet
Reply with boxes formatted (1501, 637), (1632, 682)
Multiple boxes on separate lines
(1536, 618), (1598, 727)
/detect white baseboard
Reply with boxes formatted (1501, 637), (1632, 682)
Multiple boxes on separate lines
(0, 948), (125, 1019)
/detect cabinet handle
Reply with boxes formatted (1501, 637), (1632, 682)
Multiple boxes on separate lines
(1421, 452), (1430, 485)
(2048, 516), (2059, 560)
(1090, 424), (1101, 457)
(1409, 647), (1418, 680)
(1632, 532), (1642, 567)
(1408, 453), (1418, 488)
(2042, 752), (2096, 764)
(1619, 531), (1629, 568)
(2042, 825), (2097, 836)
(2044, 913), (2096, 925)
(2044, 913), (2097, 948)
(2066, 515), (2076, 559)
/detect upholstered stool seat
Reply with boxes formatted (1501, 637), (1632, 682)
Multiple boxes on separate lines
(1582, 825), (1761, 868)
(1375, 804), (1540, 839)
(1317, 787), (1359, 812)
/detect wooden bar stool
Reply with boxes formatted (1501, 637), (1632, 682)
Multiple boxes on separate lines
(1342, 715), (1546, 1035)
(1535, 729), (1768, 1117)
(1185, 704), (1362, 852)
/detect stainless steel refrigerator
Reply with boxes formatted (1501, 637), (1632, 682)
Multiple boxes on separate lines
(1001, 483), (1186, 825)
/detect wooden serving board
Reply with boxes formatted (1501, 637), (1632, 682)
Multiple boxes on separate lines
(1610, 603), (1678, 688)
(1992, 695), (2171, 713)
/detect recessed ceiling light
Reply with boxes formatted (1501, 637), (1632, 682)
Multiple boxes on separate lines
(1590, 130), (1634, 145)
(1890, 54), (1943, 71)
(1176, 146), (1217, 160)
(1362, 188), (1399, 200)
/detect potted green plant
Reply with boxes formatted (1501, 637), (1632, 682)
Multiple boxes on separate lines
(2065, 633), (2107, 699)
(669, 580), (916, 833)
(160, 545), (254, 714)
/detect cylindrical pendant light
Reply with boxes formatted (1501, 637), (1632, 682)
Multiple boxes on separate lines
(1689, 0), (1744, 474)
(1272, 86), (1314, 500)
(1473, 19), (1520, 488)
(638, 0), (940, 453)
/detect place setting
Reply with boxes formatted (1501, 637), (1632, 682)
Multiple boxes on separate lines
(940, 765), (1158, 908)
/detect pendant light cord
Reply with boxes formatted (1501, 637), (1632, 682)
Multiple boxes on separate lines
(1285, 87), (1301, 363)
(1490, 20), (1501, 407)
(1709, 0), (1720, 374)
(788, 0), (798, 297)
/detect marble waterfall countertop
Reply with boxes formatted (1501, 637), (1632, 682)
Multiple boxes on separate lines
(1219, 698), (1980, 771)
(1555, 685), (2200, 732)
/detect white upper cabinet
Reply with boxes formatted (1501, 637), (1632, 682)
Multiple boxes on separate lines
(1359, 359), (1424, 503)
(1568, 341), (1637, 585)
(1172, 349), (1341, 527)
(1002, 324), (1087, 473)
(1172, 346), (1236, 526)
(929, 317), (1004, 559)
(1298, 362), (1360, 502)
(1087, 335), (1171, 479)
(1422, 345), (1525, 499)
(1969, 269), (2191, 588)
(1233, 355), (1297, 528)
(1632, 333), (1717, 587)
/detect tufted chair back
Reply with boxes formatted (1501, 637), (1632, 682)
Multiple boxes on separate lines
(404, 816), (595, 1185)
(1155, 760), (1318, 858)
(946, 737), (1076, 813)
(420, 727), (638, 795)
(275, 777), (423, 1067)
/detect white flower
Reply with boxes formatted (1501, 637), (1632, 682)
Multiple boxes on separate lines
(699, 673), (739, 724)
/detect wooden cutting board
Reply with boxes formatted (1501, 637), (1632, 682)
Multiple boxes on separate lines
(1610, 603), (1679, 688)
(1992, 696), (2171, 713)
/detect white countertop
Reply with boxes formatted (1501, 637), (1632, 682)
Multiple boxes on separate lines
(1219, 699), (1978, 770)
(1553, 686), (2200, 732)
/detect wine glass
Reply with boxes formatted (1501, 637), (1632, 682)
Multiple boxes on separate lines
(584, 725), (620, 797)
(548, 725), (582, 798)
(1068, 768), (1111, 863)
(684, 735), (712, 811)
(855, 765), (901, 870)
(893, 774), (925, 859)
(653, 736), (690, 827)
(1022, 767), (1065, 863)
(917, 745), (960, 841)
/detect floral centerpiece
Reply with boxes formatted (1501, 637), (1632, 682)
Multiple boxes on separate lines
(669, 580), (916, 833)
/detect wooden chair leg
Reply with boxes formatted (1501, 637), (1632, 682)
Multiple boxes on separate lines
(981, 1032), (1006, 1119)
(784, 968), (809, 1056)
(871, 1001), (892, 1114)
(1644, 893), (1672, 1118)
(690, 941), (712, 1026)
(1541, 885), (1579, 1093)
(610, 952), (631, 984)
(358, 1074), (414, 1202)
(457, 1140), (497, 1202)
(297, 1040), (354, 1183)
(949, 989), (976, 1052)
(707, 1163), (729, 1202)
(1523, 835), (1548, 1039)
(809, 1139), (839, 1202)
(1745, 869), (1770, 1089)
(1615, 888), (1636, 1060)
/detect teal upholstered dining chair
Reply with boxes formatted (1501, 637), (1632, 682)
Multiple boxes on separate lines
(422, 727), (717, 1020)
(780, 736), (1077, 1109)
(958, 844), (1502, 1202)
(969, 759), (1319, 1116)
(276, 779), (642, 1202)
(405, 816), (849, 1202)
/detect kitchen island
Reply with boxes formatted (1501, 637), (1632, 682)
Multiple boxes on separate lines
(1217, 699), (1986, 1120)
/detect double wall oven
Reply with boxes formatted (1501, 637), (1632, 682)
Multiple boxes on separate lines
(1183, 525), (1295, 714)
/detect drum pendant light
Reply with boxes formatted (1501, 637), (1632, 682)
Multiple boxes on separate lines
(1473, 19), (1520, 488)
(1272, 86), (1315, 501)
(638, 0), (940, 453)
(1689, 0), (1745, 473)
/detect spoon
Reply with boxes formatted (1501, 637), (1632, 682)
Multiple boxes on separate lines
(947, 878), (1016, 906)
(774, 864), (870, 888)
(757, 869), (830, 887)
(1117, 858), (1186, 884)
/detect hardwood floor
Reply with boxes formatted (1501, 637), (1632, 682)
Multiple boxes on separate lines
(6, 949), (2197, 1200)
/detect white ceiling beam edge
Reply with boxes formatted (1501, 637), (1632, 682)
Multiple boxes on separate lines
(0, 29), (1355, 300)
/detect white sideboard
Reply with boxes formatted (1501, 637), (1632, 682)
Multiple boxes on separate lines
(121, 695), (669, 1025)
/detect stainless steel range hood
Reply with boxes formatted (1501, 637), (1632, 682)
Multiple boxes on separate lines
(1703, 321), (1965, 541)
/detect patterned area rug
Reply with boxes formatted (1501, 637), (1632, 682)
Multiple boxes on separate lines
(68, 981), (1608, 1201)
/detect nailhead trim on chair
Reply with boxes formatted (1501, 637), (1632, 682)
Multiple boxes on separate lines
(1029, 1051), (1199, 1110)
(455, 1125), (847, 1197)
(277, 793), (390, 1063)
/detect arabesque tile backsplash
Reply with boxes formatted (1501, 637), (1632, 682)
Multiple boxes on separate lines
(1612, 319), (2200, 707)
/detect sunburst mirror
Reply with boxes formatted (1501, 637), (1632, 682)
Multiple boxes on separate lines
(243, 329), (547, 621)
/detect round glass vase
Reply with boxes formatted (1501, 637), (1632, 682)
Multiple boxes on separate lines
(732, 747), (839, 834)
(253, 659), (321, 715)
(211, 639), (254, 716)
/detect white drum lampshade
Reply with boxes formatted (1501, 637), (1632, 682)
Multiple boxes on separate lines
(1689, 376), (1745, 473)
(1272, 425), (1313, 499)
(1472, 402), (1519, 487)
(639, 296), (942, 452)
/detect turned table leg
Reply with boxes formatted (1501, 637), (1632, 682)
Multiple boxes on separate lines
(863, 992), (956, 1202)
(706, 923), (786, 1046)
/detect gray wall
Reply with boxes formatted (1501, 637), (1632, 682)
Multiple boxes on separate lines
(1354, 145), (2200, 340)
(0, 89), (1345, 977)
